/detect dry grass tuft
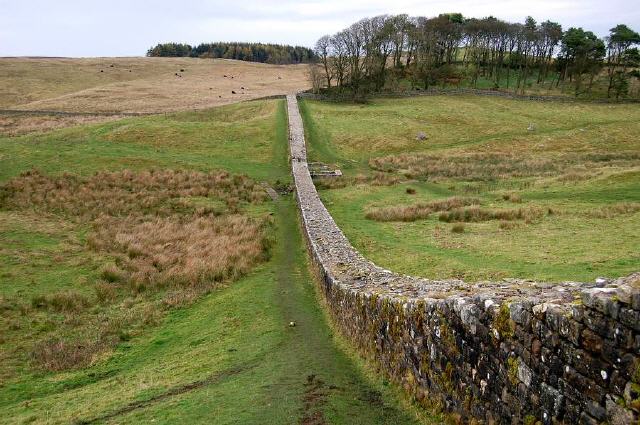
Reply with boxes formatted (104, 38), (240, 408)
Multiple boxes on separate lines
(370, 151), (640, 183)
(31, 336), (111, 371)
(31, 291), (91, 313)
(451, 223), (465, 233)
(438, 206), (543, 223)
(366, 197), (480, 222)
(0, 113), (121, 136)
(2, 168), (271, 372)
(90, 215), (267, 291)
(589, 202), (640, 218)
(1, 169), (266, 219)
(502, 193), (522, 203)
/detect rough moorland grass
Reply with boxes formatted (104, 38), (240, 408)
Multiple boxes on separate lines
(301, 96), (640, 282)
(1, 168), (269, 374)
(0, 99), (429, 424)
(365, 196), (479, 222)
(0, 102), (280, 377)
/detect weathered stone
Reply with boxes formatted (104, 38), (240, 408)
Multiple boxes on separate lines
(606, 394), (636, 425)
(581, 328), (604, 353)
(585, 400), (607, 421)
(619, 308), (640, 332)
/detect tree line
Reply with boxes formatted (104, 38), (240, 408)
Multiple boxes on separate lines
(313, 14), (640, 99)
(146, 42), (316, 65)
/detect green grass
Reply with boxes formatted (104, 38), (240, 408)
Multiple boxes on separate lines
(0, 99), (432, 424)
(301, 95), (640, 282)
(0, 100), (289, 184)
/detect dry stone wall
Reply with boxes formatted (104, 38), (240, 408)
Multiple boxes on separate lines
(299, 88), (640, 104)
(286, 94), (640, 424)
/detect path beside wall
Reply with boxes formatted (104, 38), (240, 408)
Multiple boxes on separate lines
(287, 94), (640, 424)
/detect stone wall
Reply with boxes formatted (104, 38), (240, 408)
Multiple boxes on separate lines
(299, 88), (640, 104)
(286, 94), (640, 424)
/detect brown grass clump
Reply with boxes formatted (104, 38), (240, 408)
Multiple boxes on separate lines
(1, 169), (271, 372)
(31, 291), (91, 313)
(366, 197), (480, 222)
(31, 336), (111, 371)
(438, 206), (543, 223)
(502, 193), (522, 203)
(369, 151), (640, 182)
(313, 172), (400, 191)
(89, 215), (267, 291)
(0, 113), (121, 137)
(589, 202), (640, 219)
(498, 220), (518, 230)
(1, 169), (266, 219)
(451, 223), (465, 233)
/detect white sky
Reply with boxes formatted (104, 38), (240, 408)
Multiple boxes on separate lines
(1, 0), (639, 57)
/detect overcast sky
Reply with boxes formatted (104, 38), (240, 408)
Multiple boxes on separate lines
(1, 0), (639, 57)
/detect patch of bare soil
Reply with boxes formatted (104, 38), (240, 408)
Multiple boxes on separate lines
(301, 374), (328, 425)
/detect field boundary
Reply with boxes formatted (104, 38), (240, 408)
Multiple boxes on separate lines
(0, 109), (151, 117)
(300, 87), (640, 103)
(287, 93), (640, 424)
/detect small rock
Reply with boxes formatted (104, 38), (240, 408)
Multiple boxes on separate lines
(527, 123), (536, 131)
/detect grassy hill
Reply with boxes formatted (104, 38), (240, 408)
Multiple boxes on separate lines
(0, 100), (431, 424)
(0, 57), (310, 136)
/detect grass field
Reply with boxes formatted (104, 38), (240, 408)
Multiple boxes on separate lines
(0, 57), (310, 135)
(0, 99), (432, 424)
(301, 95), (640, 282)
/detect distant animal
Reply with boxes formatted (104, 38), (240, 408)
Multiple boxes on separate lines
(100, 70), (103, 73)
(180, 69), (185, 72)
(527, 123), (536, 131)
(110, 64), (114, 67)
(278, 76), (282, 79)
(232, 90), (236, 94)
(128, 70), (132, 72)
(241, 87), (245, 90)
(223, 75), (227, 77)
(444, 77), (462, 86)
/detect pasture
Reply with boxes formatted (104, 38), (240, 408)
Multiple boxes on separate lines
(301, 95), (640, 282)
(0, 99), (425, 424)
(0, 57), (310, 135)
